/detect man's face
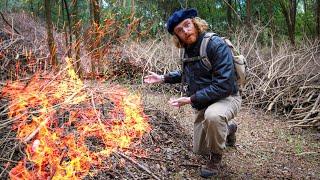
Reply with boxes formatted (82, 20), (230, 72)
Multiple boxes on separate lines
(173, 18), (198, 45)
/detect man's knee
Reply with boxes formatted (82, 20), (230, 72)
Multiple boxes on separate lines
(204, 111), (226, 126)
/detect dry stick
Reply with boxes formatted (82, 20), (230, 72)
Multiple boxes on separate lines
(116, 152), (161, 180)
(0, 11), (20, 35)
(0, 112), (28, 129)
(296, 151), (319, 156)
(179, 163), (201, 168)
(288, 116), (320, 123)
(222, 0), (242, 22)
(300, 86), (320, 90)
(113, 152), (138, 180)
(0, 144), (16, 177)
(311, 118), (320, 125)
(141, 43), (160, 84)
(0, 157), (18, 163)
(89, 91), (108, 135)
(124, 166), (137, 180)
(23, 117), (49, 143)
(267, 92), (284, 111)
(133, 154), (166, 162)
(291, 93), (320, 128)
(23, 86), (85, 143)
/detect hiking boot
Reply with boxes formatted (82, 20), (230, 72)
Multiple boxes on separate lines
(200, 153), (222, 178)
(226, 122), (237, 147)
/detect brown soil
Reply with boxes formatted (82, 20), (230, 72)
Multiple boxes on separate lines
(139, 87), (320, 179)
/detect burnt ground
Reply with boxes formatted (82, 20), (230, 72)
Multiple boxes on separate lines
(0, 87), (319, 179)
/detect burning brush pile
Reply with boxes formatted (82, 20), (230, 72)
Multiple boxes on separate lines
(0, 58), (199, 179)
(0, 58), (152, 179)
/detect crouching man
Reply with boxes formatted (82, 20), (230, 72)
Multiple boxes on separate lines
(144, 8), (241, 178)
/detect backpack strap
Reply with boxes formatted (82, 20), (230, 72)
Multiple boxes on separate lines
(179, 48), (185, 60)
(200, 32), (217, 58)
(198, 32), (217, 70)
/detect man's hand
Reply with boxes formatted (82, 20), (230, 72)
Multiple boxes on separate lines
(169, 97), (191, 107)
(144, 71), (164, 84)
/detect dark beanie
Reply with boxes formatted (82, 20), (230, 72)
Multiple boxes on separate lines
(166, 8), (198, 35)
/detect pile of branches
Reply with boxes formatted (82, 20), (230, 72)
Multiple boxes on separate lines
(0, 93), (201, 179)
(0, 30), (44, 81)
(0, 12), (55, 81)
(243, 38), (320, 129)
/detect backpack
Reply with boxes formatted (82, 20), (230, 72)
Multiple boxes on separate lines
(180, 32), (248, 91)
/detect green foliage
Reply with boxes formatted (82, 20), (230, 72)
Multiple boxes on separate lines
(1, 0), (319, 43)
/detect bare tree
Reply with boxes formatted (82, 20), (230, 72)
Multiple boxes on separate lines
(317, 0), (320, 37)
(268, 0), (275, 33)
(278, 0), (297, 45)
(246, 0), (251, 25)
(63, 0), (72, 57)
(89, 0), (101, 75)
(227, 0), (232, 30)
(131, 0), (135, 15)
(91, 0), (100, 26)
(44, 0), (57, 67)
(72, 0), (82, 77)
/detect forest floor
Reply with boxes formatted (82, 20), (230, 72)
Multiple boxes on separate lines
(0, 82), (319, 179)
(138, 86), (320, 179)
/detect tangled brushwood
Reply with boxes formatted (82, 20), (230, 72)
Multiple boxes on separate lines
(241, 37), (320, 129)
(124, 29), (320, 129)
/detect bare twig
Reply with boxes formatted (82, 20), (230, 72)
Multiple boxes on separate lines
(116, 152), (161, 180)
(0, 11), (20, 35)
(291, 94), (320, 128)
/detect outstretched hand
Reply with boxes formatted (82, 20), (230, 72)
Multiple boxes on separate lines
(169, 97), (191, 107)
(144, 71), (164, 84)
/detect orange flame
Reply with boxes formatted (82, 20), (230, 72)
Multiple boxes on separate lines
(2, 58), (150, 179)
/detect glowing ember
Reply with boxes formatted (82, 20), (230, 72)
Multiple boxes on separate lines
(1, 58), (150, 179)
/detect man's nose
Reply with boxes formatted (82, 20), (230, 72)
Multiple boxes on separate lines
(182, 28), (188, 34)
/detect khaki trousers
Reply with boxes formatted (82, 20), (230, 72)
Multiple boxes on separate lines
(193, 94), (241, 155)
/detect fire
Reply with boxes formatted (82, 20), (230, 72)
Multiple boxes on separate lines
(1, 58), (150, 179)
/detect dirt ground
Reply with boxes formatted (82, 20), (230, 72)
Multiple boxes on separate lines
(140, 87), (320, 179)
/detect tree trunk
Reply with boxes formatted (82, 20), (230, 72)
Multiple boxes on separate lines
(72, 0), (82, 77)
(268, 0), (274, 33)
(227, 0), (232, 30)
(317, 0), (320, 37)
(44, 0), (57, 67)
(302, 0), (307, 33)
(91, 0), (100, 26)
(61, 0), (68, 57)
(246, 0), (251, 25)
(279, 0), (297, 45)
(131, 0), (135, 15)
(29, 0), (34, 14)
(90, 0), (100, 76)
(63, 0), (72, 57)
